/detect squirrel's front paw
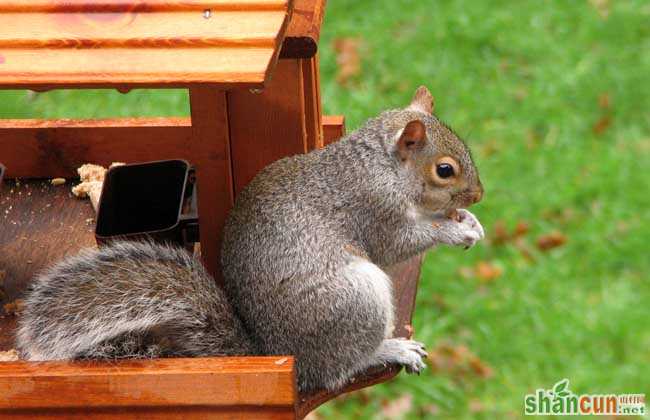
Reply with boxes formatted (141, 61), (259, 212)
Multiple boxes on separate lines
(435, 209), (485, 248)
(375, 338), (427, 374)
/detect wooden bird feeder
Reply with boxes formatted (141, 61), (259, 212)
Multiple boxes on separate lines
(0, 1), (424, 418)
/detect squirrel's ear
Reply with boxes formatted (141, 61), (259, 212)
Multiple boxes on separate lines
(408, 86), (434, 114)
(397, 120), (427, 161)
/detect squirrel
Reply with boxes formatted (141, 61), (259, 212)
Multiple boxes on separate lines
(17, 86), (484, 394)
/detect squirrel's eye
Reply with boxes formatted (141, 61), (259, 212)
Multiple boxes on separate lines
(436, 163), (455, 178)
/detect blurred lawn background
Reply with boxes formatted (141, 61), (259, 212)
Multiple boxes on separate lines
(1, 0), (648, 418)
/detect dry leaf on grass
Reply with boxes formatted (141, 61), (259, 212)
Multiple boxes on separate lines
(592, 115), (612, 135)
(380, 394), (413, 419)
(428, 343), (494, 380)
(333, 37), (362, 86)
(475, 261), (503, 282)
(469, 356), (494, 378)
(598, 93), (611, 109)
(536, 231), (567, 251)
(492, 220), (510, 245)
(458, 261), (503, 282)
(513, 221), (530, 238)
(491, 220), (530, 245)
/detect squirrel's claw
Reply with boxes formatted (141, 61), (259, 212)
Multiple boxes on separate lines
(378, 338), (428, 375)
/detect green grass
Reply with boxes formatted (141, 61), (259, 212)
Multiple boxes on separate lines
(1, 0), (648, 418)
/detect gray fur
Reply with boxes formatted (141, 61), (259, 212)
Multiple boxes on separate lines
(17, 87), (484, 394)
(17, 241), (255, 361)
(221, 87), (484, 392)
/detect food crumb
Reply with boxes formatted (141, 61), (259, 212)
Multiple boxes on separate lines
(445, 208), (461, 222)
(72, 162), (125, 212)
(77, 164), (107, 183)
(274, 357), (289, 365)
(50, 178), (66, 186)
(0, 349), (19, 362)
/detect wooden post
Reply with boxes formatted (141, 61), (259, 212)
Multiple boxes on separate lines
(322, 115), (346, 146)
(227, 59), (309, 196)
(302, 54), (323, 151)
(188, 88), (234, 284)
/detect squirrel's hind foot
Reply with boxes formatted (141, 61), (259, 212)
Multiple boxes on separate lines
(372, 338), (427, 374)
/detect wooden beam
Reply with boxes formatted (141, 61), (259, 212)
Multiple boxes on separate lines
(280, 0), (327, 58)
(0, 2), (292, 88)
(227, 59), (307, 195)
(0, 11), (287, 49)
(301, 55), (323, 150)
(0, 1), (290, 13)
(0, 118), (193, 179)
(0, 356), (296, 419)
(189, 88), (234, 283)
(322, 115), (345, 145)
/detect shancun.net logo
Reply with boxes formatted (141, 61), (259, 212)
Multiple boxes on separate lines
(524, 379), (646, 416)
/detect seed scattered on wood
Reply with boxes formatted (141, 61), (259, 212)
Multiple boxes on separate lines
(50, 178), (66, 186)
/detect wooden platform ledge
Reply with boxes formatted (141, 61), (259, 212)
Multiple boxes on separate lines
(0, 356), (297, 419)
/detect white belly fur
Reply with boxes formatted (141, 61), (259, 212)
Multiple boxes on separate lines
(343, 257), (395, 338)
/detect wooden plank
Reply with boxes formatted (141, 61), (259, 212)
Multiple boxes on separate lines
(301, 55), (322, 150)
(0, 407), (295, 419)
(228, 58), (307, 195)
(0, 118), (193, 178)
(188, 88), (233, 283)
(0, 1), (289, 13)
(0, 356), (296, 413)
(0, 48), (275, 88)
(0, 179), (97, 306)
(0, 180), (298, 418)
(0, 1), (292, 87)
(0, 11), (286, 49)
(322, 115), (345, 145)
(280, 0), (326, 58)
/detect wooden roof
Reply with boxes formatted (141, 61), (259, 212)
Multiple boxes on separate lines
(0, 0), (293, 88)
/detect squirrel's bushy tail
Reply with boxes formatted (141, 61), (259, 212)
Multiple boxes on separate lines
(17, 241), (256, 361)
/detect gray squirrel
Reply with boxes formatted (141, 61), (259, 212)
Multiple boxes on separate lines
(17, 86), (484, 393)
